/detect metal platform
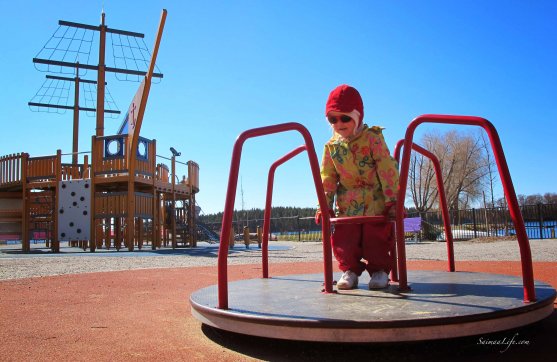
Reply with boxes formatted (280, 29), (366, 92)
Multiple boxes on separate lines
(190, 270), (556, 342)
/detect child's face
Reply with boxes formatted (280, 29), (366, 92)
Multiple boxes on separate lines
(328, 112), (356, 139)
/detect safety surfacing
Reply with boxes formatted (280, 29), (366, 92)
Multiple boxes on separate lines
(190, 270), (556, 342)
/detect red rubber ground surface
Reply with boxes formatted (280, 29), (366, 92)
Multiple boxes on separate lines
(1, 260), (555, 361)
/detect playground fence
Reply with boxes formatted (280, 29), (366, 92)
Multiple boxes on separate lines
(199, 203), (557, 242)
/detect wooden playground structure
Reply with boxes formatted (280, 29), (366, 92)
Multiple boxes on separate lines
(0, 9), (200, 252)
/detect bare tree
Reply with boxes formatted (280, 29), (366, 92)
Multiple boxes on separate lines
(479, 132), (498, 207)
(543, 193), (557, 204)
(409, 129), (489, 211)
(409, 152), (437, 212)
(495, 196), (508, 208)
(510, 193), (555, 207)
(525, 194), (544, 205)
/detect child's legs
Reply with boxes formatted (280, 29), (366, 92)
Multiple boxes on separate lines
(331, 224), (366, 275)
(362, 222), (394, 274)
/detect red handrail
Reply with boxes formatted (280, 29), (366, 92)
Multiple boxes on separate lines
(394, 140), (455, 273)
(330, 215), (388, 224)
(262, 145), (307, 278)
(396, 115), (535, 302)
(217, 123), (333, 310)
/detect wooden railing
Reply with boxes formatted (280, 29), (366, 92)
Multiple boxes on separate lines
(93, 191), (153, 218)
(0, 153), (27, 187)
(93, 135), (129, 176)
(26, 154), (59, 183)
(135, 137), (156, 180)
(156, 163), (170, 183)
(1, 152), (91, 189)
(135, 192), (154, 218)
(61, 159), (89, 181)
(188, 161), (200, 192)
(94, 191), (128, 218)
(92, 135), (156, 180)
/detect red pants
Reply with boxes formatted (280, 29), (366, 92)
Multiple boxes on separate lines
(331, 222), (394, 276)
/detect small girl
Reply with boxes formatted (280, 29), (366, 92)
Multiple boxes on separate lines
(317, 84), (399, 290)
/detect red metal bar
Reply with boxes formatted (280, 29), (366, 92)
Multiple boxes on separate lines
(217, 123), (333, 310)
(330, 215), (388, 225)
(394, 140), (455, 272)
(262, 145), (307, 278)
(396, 114), (535, 302)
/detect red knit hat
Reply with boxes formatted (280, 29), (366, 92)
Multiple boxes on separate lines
(325, 84), (364, 122)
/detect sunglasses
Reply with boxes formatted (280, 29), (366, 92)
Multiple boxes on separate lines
(327, 115), (353, 124)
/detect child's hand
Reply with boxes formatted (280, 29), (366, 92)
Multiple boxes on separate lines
(383, 202), (396, 219)
(315, 209), (335, 224)
(315, 211), (321, 225)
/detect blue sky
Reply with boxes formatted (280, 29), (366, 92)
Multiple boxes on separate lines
(1, 1), (555, 215)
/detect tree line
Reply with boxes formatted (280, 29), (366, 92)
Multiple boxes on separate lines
(199, 206), (318, 233)
(200, 193), (555, 234)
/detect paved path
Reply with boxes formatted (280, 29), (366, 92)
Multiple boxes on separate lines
(1, 239), (556, 280)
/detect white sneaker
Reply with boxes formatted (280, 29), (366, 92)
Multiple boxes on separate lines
(337, 270), (358, 290)
(368, 271), (389, 289)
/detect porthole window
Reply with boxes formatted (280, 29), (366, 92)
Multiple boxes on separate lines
(107, 139), (121, 156)
(104, 137), (124, 159)
(137, 139), (149, 160)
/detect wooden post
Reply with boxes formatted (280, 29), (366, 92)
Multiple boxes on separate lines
(256, 225), (262, 248)
(243, 225), (250, 249)
(152, 141), (157, 250)
(138, 218), (144, 249)
(154, 193), (161, 249)
(96, 220), (103, 249)
(72, 66), (80, 165)
(89, 136), (96, 252)
(83, 154), (89, 178)
(52, 149), (61, 252)
(115, 217), (121, 251)
(171, 155), (176, 249)
(229, 225), (234, 249)
(125, 134), (135, 252)
(189, 186), (197, 247)
(21, 153), (29, 252)
(104, 218), (111, 249)
(96, 12), (106, 137)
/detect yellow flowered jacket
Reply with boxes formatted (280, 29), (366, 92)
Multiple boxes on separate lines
(320, 125), (399, 217)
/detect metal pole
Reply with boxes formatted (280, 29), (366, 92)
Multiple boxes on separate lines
(394, 140), (455, 273)
(217, 123), (331, 310)
(537, 203), (544, 240)
(472, 208), (477, 239)
(262, 145), (306, 278)
(397, 114), (535, 302)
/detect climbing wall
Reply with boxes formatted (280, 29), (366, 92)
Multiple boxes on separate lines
(58, 179), (91, 241)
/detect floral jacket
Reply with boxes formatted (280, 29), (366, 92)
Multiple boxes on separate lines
(320, 125), (399, 217)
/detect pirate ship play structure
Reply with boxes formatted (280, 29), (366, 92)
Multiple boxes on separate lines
(0, 9), (200, 252)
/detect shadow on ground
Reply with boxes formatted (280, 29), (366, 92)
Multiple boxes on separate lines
(201, 310), (557, 361)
